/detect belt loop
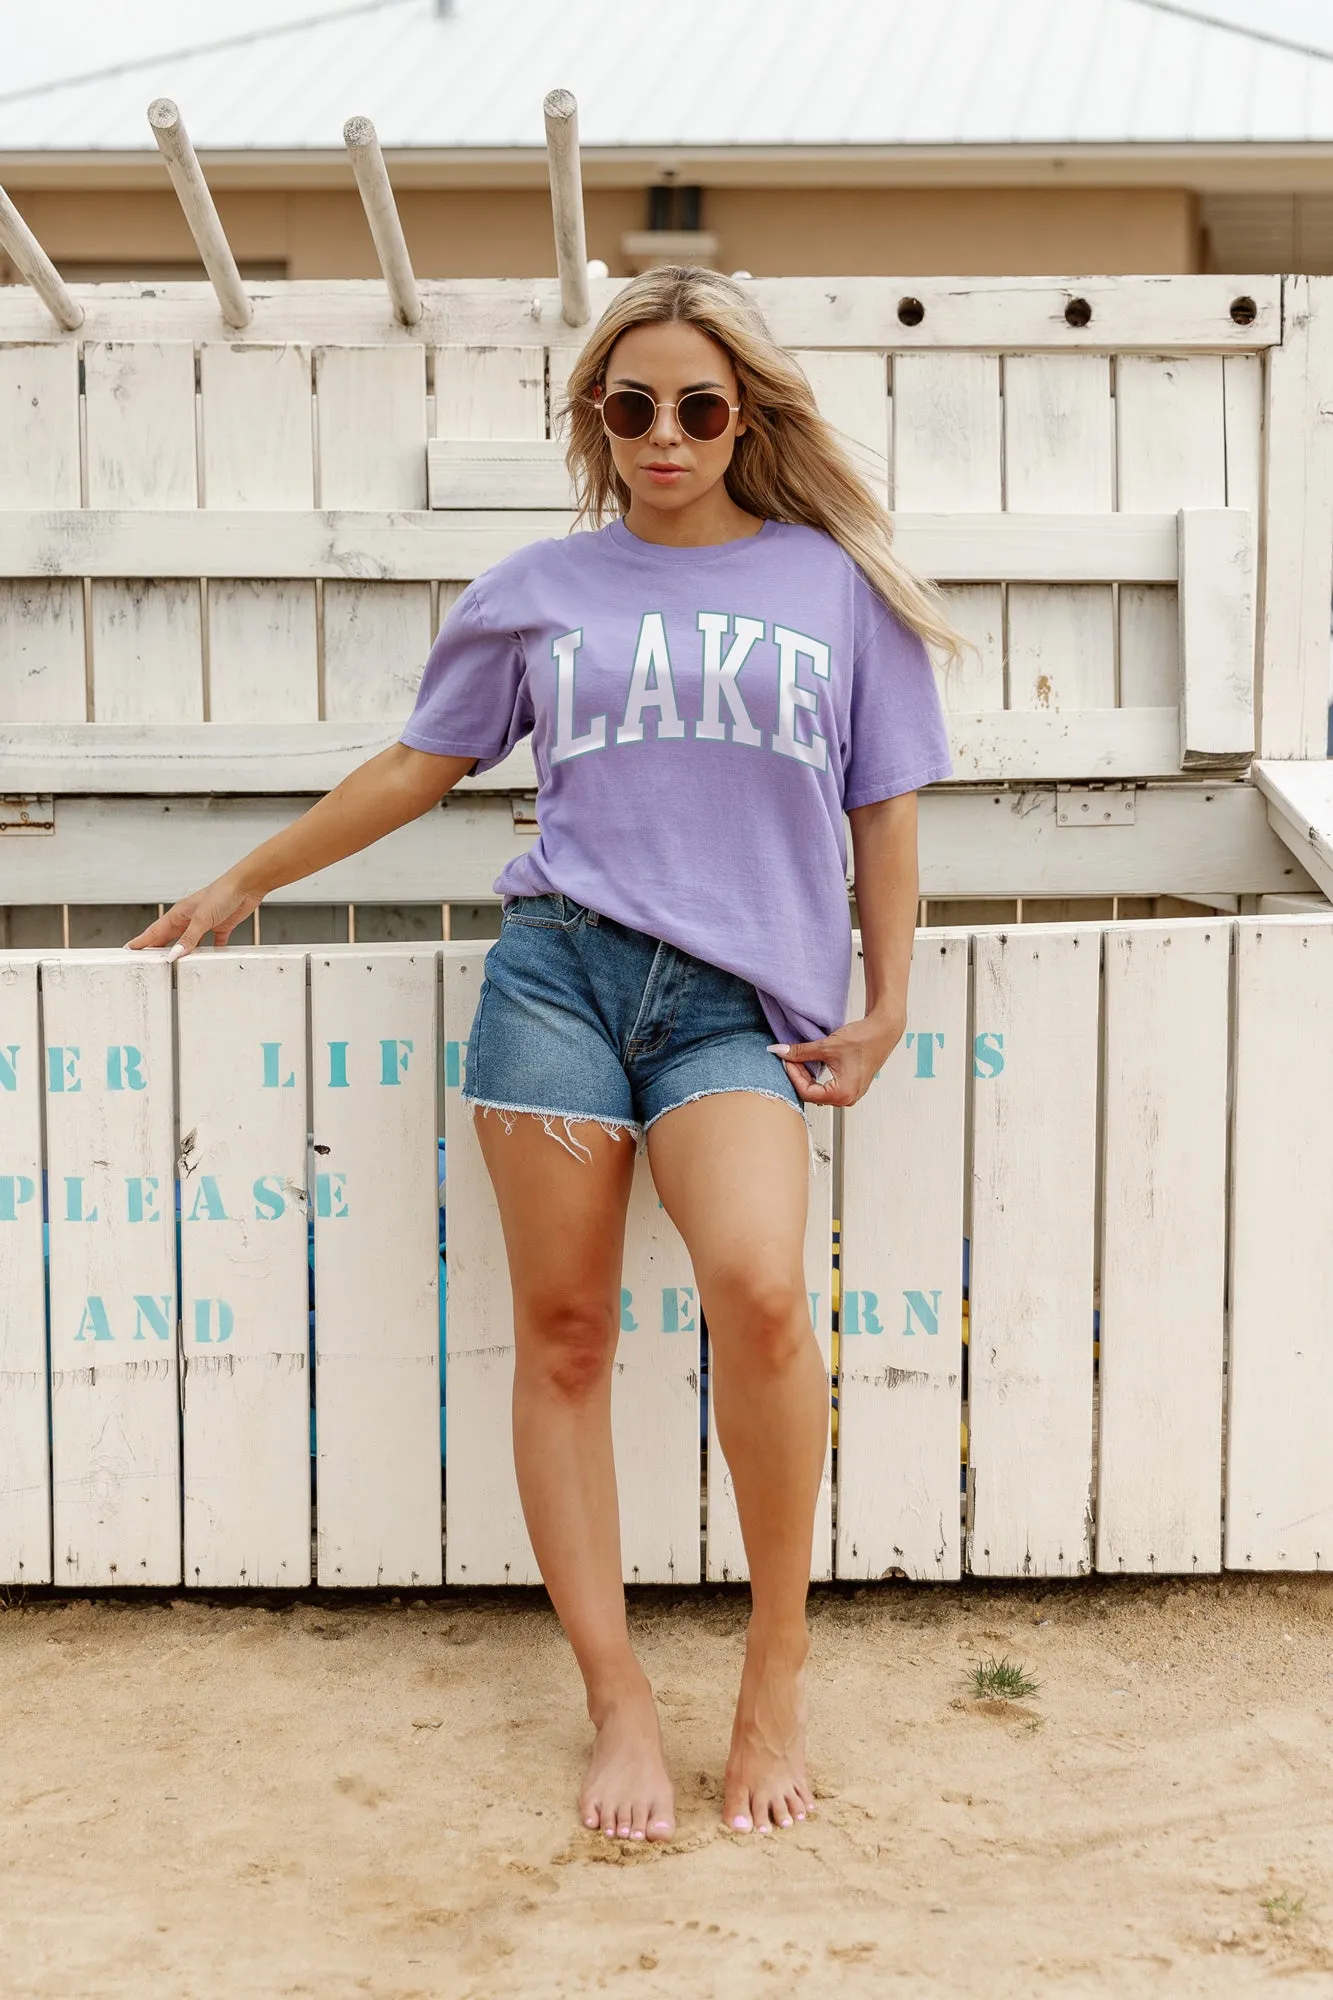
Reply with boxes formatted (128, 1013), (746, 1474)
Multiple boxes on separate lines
(587, 908), (599, 926)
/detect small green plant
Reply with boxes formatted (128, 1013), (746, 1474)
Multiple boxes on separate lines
(971, 1654), (1041, 1702)
(1261, 1893), (1305, 1927)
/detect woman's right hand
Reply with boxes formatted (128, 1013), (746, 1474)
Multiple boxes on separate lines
(123, 870), (264, 958)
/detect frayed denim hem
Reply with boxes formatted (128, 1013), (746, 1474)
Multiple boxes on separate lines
(463, 1094), (644, 1165)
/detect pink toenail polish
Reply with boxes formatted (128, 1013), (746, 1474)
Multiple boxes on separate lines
(631, 1830), (645, 1840)
(780, 1817), (793, 1827)
(732, 1816), (750, 1831)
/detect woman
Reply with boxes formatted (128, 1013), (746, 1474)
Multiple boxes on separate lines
(127, 268), (958, 1844)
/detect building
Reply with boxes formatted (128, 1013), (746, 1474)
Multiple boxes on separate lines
(5, 0), (1333, 285)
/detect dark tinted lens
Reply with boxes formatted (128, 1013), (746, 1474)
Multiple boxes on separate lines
(678, 391), (733, 441)
(600, 389), (655, 438)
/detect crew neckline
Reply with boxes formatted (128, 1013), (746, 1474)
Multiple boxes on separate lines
(605, 516), (777, 562)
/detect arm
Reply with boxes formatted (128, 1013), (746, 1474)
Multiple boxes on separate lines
(770, 790), (918, 1107)
(125, 743), (478, 956)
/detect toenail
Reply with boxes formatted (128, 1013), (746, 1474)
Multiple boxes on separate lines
(795, 1811), (806, 1820)
(584, 1816), (597, 1828)
(732, 1816), (751, 1831)
(631, 1830), (645, 1840)
(651, 1820), (671, 1832)
(759, 1823), (771, 1834)
(780, 1817), (793, 1827)
(617, 1825), (630, 1836)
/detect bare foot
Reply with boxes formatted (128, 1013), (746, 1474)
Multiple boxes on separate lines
(723, 1628), (814, 1833)
(579, 1670), (675, 1842)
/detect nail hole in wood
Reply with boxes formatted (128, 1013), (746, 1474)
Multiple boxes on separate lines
(1230, 294), (1257, 326)
(897, 296), (925, 327)
(1064, 297), (1092, 328)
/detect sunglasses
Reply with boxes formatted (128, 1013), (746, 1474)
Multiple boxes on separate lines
(593, 385), (740, 443)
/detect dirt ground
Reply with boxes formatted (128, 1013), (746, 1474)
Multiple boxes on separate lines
(1, 1577), (1331, 1998)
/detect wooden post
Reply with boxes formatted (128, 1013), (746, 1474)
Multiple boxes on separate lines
(147, 98), (252, 330)
(0, 186), (84, 331)
(343, 116), (423, 328)
(543, 88), (591, 328)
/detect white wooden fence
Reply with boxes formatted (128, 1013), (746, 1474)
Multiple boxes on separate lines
(3, 914), (1331, 1588)
(4, 101), (1333, 1590)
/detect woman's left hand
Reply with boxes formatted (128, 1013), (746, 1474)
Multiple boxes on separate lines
(768, 1007), (907, 1109)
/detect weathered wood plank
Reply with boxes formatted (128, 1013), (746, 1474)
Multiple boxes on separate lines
(1116, 355), (1227, 711)
(1227, 918), (1333, 1567)
(1177, 508), (1256, 767)
(2, 785), (1309, 907)
(1259, 276), (1333, 758)
(199, 342), (319, 723)
(837, 936), (966, 1581)
(967, 927), (1099, 1577)
(0, 957), (52, 1583)
(1096, 921), (1228, 1574)
(177, 951), (312, 1587)
(0, 706), (1191, 794)
(0, 343), (85, 722)
(1004, 354), (1115, 714)
(0, 275), (1283, 350)
(41, 953), (182, 1585)
(1253, 758), (1333, 903)
(309, 948), (442, 1585)
(315, 344), (433, 725)
(892, 352), (1003, 708)
(84, 341), (203, 725)
(795, 349), (890, 504)
(0, 508), (1182, 581)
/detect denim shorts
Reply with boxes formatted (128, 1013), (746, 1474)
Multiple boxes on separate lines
(463, 892), (808, 1164)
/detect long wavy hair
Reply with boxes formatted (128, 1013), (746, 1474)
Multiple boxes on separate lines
(559, 266), (964, 667)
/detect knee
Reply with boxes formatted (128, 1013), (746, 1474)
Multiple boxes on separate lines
(706, 1269), (811, 1375)
(520, 1295), (618, 1400)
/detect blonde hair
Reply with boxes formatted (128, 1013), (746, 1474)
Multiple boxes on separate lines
(559, 266), (965, 668)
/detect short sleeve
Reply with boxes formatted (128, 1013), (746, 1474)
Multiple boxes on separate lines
(842, 577), (954, 810)
(397, 579), (532, 777)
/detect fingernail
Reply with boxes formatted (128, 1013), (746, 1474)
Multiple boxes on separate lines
(732, 1815), (751, 1831)
(766, 1043), (790, 1056)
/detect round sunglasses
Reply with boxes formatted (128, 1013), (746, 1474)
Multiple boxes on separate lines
(592, 385), (740, 443)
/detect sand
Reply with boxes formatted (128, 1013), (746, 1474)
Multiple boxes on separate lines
(1, 1576), (1331, 1998)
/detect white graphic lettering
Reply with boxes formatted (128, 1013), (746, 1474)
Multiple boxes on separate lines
(770, 624), (830, 770)
(694, 613), (764, 746)
(550, 627), (607, 764)
(616, 613), (686, 744)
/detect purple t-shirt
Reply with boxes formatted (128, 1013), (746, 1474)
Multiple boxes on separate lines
(398, 517), (953, 1050)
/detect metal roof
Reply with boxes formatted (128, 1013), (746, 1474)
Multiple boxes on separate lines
(6, 0), (1333, 153)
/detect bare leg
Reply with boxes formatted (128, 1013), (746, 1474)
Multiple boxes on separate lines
(473, 1108), (675, 1841)
(646, 1093), (826, 1833)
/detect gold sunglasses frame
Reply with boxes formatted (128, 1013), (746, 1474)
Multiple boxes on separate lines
(590, 385), (741, 442)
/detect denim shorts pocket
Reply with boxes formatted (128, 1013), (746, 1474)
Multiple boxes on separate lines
(501, 892), (577, 930)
